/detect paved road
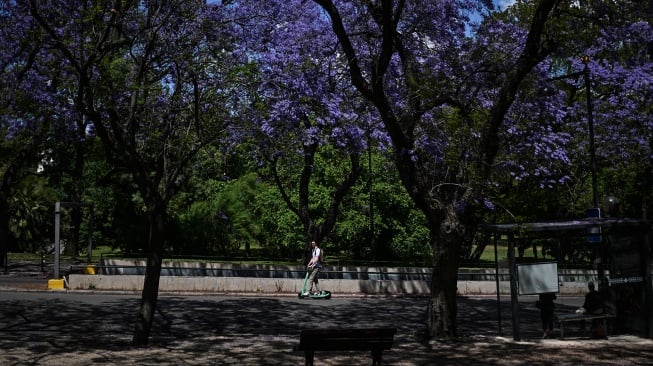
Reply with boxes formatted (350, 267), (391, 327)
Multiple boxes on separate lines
(3, 291), (653, 365)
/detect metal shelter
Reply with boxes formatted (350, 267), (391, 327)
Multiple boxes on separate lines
(483, 218), (653, 340)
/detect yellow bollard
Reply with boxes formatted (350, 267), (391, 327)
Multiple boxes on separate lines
(48, 279), (65, 290)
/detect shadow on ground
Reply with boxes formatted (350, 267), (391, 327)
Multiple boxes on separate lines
(1, 294), (652, 365)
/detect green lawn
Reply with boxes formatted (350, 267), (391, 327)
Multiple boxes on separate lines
(8, 245), (120, 264)
(8, 242), (551, 268)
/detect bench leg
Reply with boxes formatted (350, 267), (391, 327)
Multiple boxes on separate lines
(371, 350), (383, 366)
(560, 322), (565, 339)
(304, 350), (314, 366)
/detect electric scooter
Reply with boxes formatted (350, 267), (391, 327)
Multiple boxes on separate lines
(298, 268), (331, 299)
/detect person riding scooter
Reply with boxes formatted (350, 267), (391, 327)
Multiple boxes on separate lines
(303, 241), (323, 296)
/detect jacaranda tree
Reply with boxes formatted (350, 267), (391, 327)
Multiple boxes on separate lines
(219, 0), (571, 338)
(224, 0), (386, 262)
(15, 0), (243, 345)
(305, 0), (652, 338)
(496, 0), (653, 220)
(298, 0), (569, 338)
(0, 0), (70, 268)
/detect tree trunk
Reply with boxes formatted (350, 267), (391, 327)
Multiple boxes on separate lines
(427, 207), (462, 338)
(1, 157), (23, 272)
(0, 198), (9, 272)
(132, 206), (166, 346)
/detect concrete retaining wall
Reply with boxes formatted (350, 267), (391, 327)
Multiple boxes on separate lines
(67, 274), (594, 295)
(65, 259), (601, 295)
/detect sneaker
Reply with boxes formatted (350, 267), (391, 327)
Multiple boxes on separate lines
(301, 291), (309, 296)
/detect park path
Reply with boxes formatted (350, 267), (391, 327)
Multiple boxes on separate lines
(1, 291), (653, 365)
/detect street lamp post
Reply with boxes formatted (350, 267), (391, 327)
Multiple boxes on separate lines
(580, 56), (606, 287)
(582, 55), (599, 208)
(548, 56), (603, 280)
(367, 132), (376, 261)
(548, 56), (599, 209)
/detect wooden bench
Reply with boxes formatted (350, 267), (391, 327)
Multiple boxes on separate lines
(557, 313), (616, 339)
(294, 327), (396, 366)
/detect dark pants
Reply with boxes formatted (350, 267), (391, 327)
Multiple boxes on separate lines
(541, 310), (554, 331)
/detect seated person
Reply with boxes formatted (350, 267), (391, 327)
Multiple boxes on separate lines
(580, 281), (606, 338)
(582, 281), (604, 314)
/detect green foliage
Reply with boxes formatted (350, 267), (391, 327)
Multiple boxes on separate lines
(8, 175), (56, 252)
(174, 197), (236, 256)
(386, 210), (431, 265)
(251, 181), (304, 258)
(214, 173), (263, 255)
(109, 182), (149, 254)
(599, 164), (647, 218)
(329, 148), (431, 263)
(367, 179), (431, 263)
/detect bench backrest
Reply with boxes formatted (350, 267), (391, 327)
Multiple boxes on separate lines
(298, 327), (396, 351)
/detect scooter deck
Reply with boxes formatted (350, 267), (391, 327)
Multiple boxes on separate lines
(298, 290), (332, 299)
(298, 270), (331, 299)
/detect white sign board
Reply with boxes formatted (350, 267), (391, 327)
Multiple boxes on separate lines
(517, 262), (559, 295)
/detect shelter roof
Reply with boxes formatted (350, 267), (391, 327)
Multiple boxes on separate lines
(482, 218), (650, 234)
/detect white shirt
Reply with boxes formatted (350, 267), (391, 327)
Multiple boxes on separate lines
(311, 248), (322, 267)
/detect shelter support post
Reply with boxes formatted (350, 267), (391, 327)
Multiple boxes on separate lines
(644, 231), (653, 339)
(508, 233), (520, 341)
(493, 233), (502, 335)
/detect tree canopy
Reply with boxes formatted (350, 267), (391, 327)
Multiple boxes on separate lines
(1, 0), (651, 344)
